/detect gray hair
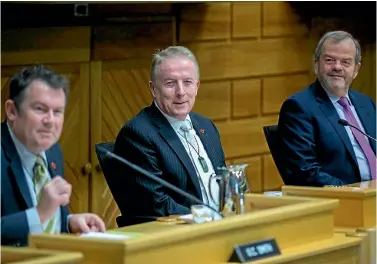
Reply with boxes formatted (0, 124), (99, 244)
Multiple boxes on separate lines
(314, 31), (362, 64)
(150, 46), (200, 82)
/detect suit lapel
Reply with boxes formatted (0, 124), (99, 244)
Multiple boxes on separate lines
(148, 104), (202, 199)
(45, 150), (58, 179)
(314, 82), (358, 167)
(350, 91), (376, 153)
(1, 122), (33, 208)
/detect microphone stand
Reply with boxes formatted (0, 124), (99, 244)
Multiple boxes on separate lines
(97, 146), (224, 220)
(338, 119), (377, 142)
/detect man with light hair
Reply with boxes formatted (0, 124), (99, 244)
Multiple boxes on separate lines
(110, 46), (226, 225)
(278, 30), (376, 186)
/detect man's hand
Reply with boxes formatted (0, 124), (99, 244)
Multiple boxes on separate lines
(37, 176), (72, 223)
(69, 213), (106, 233)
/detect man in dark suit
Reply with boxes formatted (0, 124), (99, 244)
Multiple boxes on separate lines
(112, 46), (226, 225)
(278, 31), (376, 186)
(1, 65), (105, 246)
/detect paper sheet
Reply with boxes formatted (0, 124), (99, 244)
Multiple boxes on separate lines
(80, 232), (131, 240)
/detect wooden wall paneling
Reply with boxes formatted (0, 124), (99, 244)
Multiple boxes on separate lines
(187, 37), (310, 81)
(1, 63), (90, 214)
(90, 60), (119, 229)
(262, 2), (308, 37)
(92, 23), (174, 61)
(232, 78), (261, 118)
(60, 63), (90, 214)
(193, 81), (231, 121)
(90, 59), (154, 228)
(1, 27), (90, 66)
(215, 115), (278, 159)
(179, 2), (231, 42)
(232, 2), (261, 39)
(262, 73), (310, 115)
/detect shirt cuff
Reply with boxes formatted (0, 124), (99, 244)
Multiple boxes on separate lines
(67, 214), (73, 233)
(26, 207), (44, 233)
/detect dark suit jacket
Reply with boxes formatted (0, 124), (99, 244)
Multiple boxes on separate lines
(1, 122), (69, 246)
(278, 80), (376, 186)
(111, 103), (226, 225)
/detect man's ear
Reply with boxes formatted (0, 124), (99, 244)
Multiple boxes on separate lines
(353, 63), (361, 79)
(149, 81), (156, 98)
(195, 80), (200, 96)
(313, 60), (319, 75)
(5, 99), (18, 121)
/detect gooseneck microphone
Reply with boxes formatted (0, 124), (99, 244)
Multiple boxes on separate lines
(338, 119), (377, 142)
(96, 145), (223, 219)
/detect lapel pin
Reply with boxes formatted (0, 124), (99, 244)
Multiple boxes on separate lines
(51, 162), (56, 170)
(200, 128), (205, 134)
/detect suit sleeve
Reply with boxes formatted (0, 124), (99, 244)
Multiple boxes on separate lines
(278, 98), (345, 186)
(1, 210), (30, 245)
(112, 125), (191, 218)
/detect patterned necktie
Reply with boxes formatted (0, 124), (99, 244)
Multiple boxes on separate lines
(179, 120), (216, 206)
(180, 120), (194, 141)
(338, 97), (376, 180)
(33, 156), (56, 233)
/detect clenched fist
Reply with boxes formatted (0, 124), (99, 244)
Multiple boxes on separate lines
(37, 176), (72, 223)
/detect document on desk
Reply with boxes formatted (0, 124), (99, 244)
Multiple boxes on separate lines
(81, 231), (140, 240)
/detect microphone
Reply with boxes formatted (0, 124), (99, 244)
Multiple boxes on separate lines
(338, 119), (377, 142)
(96, 145), (223, 220)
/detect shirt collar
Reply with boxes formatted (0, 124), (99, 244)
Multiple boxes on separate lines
(7, 122), (48, 176)
(154, 100), (192, 132)
(321, 84), (352, 106)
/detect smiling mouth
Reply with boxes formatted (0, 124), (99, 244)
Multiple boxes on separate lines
(174, 102), (187, 105)
(39, 131), (52, 134)
(329, 75), (343, 78)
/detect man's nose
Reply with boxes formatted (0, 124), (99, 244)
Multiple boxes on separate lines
(176, 81), (185, 96)
(332, 61), (343, 71)
(42, 110), (54, 124)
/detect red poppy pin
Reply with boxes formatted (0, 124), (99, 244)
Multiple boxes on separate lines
(200, 128), (205, 134)
(51, 162), (56, 170)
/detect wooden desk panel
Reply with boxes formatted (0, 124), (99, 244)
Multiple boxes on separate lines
(1, 246), (83, 264)
(28, 194), (363, 264)
(282, 182), (376, 228)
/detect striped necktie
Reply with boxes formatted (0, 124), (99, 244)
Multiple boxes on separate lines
(33, 155), (56, 233)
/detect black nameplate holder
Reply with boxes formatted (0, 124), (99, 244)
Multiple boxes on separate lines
(229, 238), (281, 263)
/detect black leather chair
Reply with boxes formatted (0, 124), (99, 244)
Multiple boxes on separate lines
(262, 125), (289, 184)
(95, 142), (115, 178)
(94, 142), (123, 225)
(94, 142), (157, 227)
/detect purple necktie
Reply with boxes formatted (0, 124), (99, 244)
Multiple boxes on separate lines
(338, 97), (376, 180)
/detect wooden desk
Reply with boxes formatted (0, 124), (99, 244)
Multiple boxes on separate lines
(29, 194), (362, 264)
(1, 246), (83, 264)
(115, 220), (185, 234)
(282, 181), (376, 228)
(282, 181), (376, 264)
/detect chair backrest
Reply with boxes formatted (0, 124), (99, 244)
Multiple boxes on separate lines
(94, 142), (115, 188)
(263, 125), (288, 184)
(95, 142), (123, 225)
(94, 142), (158, 227)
